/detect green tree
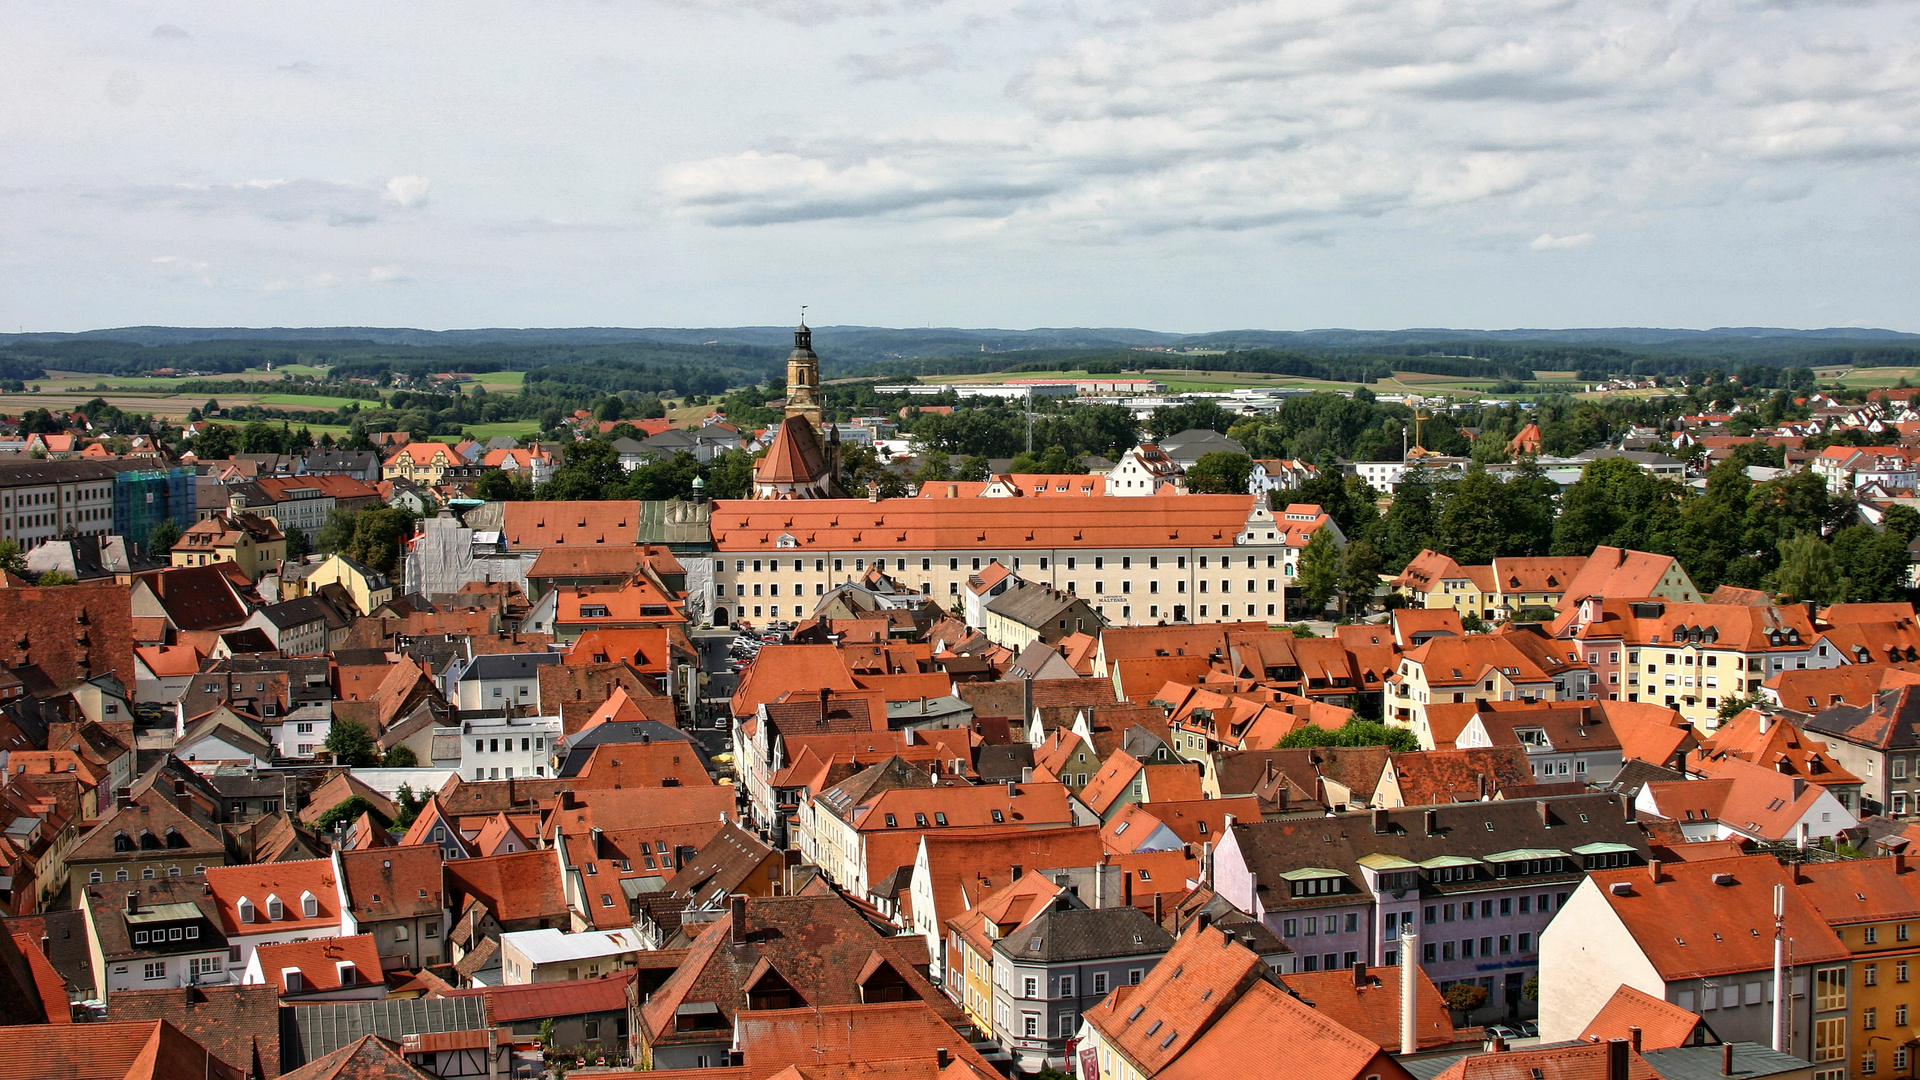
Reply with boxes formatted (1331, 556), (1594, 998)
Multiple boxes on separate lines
(241, 421), (283, 454)
(1276, 717), (1418, 752)
(322, 719), (381, 767)
(1550, 456), (1681, 556)
(283, 526), (311, 561)
(1376, 466), (1437, 569)
(1832, 524), (1913, 603)
(315, 796), (388, 833)
(1337, 540), (1384, 617)
(1718, 692), (1763, 724)
(0, 539), (25, 577)
(626, 451), (703, 501)
(1885, 504), (1920, 546)
(383, 745), (418, 768)
(193, 423), (237, 461)
(474, 470), (536, 501)
(315, 509), (358, 555)
(33, 570), (77, 586)
(705, 449), (758, 500)
(957, 455), (993, 482)
(345, 508), (415, 579)
(391, 782), (424, 829)
(1296, 529), (1339, 613)
(146, 519), (182, 560)
(1147, 400), (1233, 439)
(542, 439), (627, 501)
(1185, 452), (1254, 495)
(1771, 532), (1844, 605)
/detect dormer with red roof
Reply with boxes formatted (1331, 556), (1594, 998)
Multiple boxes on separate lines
(202, 857), (344, 971)
(243, 933), (383, 1002)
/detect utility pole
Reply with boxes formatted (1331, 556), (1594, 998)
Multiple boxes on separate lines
(1772, 882), (1787, 1052)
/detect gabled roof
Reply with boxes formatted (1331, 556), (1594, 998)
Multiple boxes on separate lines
(1083, 924), (1265, 1075)
(1429, 1041), (1659, 1080)
(203, 858), (341, 936)
(255, 934), (381, 995)
(338, 845), (445, 922)
(443, 849), (567, 926)
(0, 1019), (246, 1080)
(994, 902), (1172, 963)
(1587, 854), (1847, 980)
(732, 1002), (996, 1080)
(278, 1034), (439, 1080)
(1578, 984), (1710, 1050)
(639, 894), (960, 1047)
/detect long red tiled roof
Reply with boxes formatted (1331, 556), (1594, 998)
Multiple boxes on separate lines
(1280, 962), (1464, 1051)
(710, 493), (1269, 553)
(254, 933), (381, 993)
(203, 858), (341, 935)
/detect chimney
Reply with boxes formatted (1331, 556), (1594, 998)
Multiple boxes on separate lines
(1007, 780), (1018, 798)
(1489, 1034), (1507, 1053)
(1721, 1043), (1734, 1077)
(1648, 860), (1663, 884)
(1423, 810), (1439, 837)
(936, 1048), (950, 1068)
(1792, 777), (1807, 801)
(1538, 801), (1552, 828)
(728, 1051), (745, 1068)
(1352, 960), (1367, 987)
(1607, 1039), (1629, 1080)
(818, 686), (831, 719)
(1011, 864), (1023, 881)
(1372, 808), (1389, 834)
(1759, 712), (1770, 735)
(1152, 890), (1163, 925)
(1022, 766), (1034, 783)
(559, 790), (576, 811)
(1624, 794), (1637, 823)
(1399, 926), (1420, 1056)
(125, 891), (140, 916)
(1194, 911), (1211, 933)
(1628, 1027), (1642, 1053)
(1123, 867), (1134, 908)
(730, 895), (748, 944)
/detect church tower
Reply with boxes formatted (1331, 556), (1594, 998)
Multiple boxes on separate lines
(751, 317), (844, 500)
(784, 320), (823, 425)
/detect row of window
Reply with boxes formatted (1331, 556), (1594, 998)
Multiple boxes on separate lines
(472, 736), (546, 753)
(91, 864), (204, 883)
(725, 553), (1280, 574)
(1423, 934), (1533, 962)
(1425, 893), (1566, 923)
(472, 766), (546, 779)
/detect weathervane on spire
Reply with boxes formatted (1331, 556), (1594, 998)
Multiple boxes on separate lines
(799, 304), (808, 328)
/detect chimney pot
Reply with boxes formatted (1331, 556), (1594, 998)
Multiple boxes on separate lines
(1628, 1027), (1642, 1053)
(1352, 960), (1367, 987)
(1721, 1042), (1734, 1077)
(730, 895), (748, 944)
(1423, 810), (1439, 837)
(937, 1048), (950, 1068)
(1648, 859), (1663, 884)
(125, 891), (139, 916)
(1152, 890), (1162, 924)
(1372, 808), (1389, 834)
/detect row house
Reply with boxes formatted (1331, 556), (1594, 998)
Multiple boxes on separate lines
(1541, 855), (1856, 1070)
(798, 757), (1076, 896)
(82, 878), (235, 993)
(1554, 597), (1832, 731)
(1638, 756), (1858, 844)
(0, 460), (120, 549)
(991, 900), (1174, 1073)
(910, 826), (1107, 986)
(1451, 700), (1627, 784)
(1386, 629), (1590, 738)
(706, 493), (1292, 630)
(1214, 793), (1650, 1019)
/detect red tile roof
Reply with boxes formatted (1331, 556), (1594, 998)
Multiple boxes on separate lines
(1586, 855), (1847, 980)
(1429, 1041), (1658, 1080)
(733, 1002), (996, 1080)
(1279, 962), (1465, 1051)
(501, 501), (645, 549)
(443, 849), (568, 926)
(1577, 984), (1707, 1050)
(203, 857), (342, 936)
(0, 1019), (245, 1080)
(254, 933), (381, 994)
(710, 494), (1269, 554)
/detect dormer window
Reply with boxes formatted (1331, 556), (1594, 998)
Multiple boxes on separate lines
(282, 968), (305, 993)
(237, 897), (256, 924)
(300, 891), (319, 919)
(266, 894), (285, 921)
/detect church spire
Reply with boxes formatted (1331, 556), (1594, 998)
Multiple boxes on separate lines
(784, 311), (822, 425)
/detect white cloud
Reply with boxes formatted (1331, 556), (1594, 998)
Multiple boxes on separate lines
(384, 175), (431, 208)
(1531, 232), (1596, 250)
(844, 42), (955, 80)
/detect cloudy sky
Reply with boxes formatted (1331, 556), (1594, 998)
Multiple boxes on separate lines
(5, 0), (1918, 333)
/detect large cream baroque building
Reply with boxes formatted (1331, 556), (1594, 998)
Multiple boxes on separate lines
(705, 322), (1292, 627)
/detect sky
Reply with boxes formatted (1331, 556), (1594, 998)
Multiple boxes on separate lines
(4, 0), (1919, 334)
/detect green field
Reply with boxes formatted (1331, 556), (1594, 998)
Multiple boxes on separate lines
(462, 421), (542, 440)
(253, 393), (377, 410)
(1832, 367), (1920, 388)
(471, 370), (526, 387)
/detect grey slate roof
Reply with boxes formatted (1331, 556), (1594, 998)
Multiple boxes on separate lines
(984, 581), (1087, 630)
(556, 720), (703, 776)
(1640, 1044), (1811, 1080)
(1228, 793), (1650, 915)
(1806, 685), (1920, 751)
(458, 651), (561, 683)
(995, 902), (1173, 964)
